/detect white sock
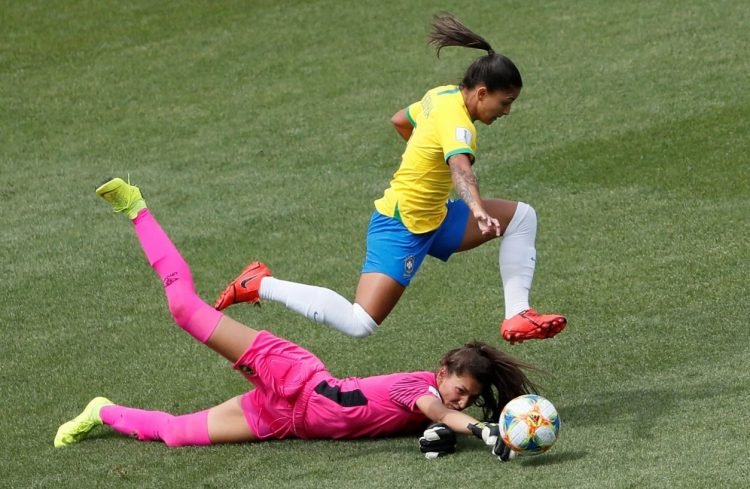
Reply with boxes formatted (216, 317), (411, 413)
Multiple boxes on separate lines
(259, 277), (378, 338)
(500, 202), (537, 319)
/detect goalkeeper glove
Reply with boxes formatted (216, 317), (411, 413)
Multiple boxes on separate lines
(468, 422), (516, 462)
(419, 423), (457, 459)
(468, 422), (499, 445)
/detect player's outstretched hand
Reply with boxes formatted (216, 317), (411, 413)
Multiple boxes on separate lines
(474, 211), (502, 237)
(419, 423), (457, 459)
(468, 422), (516, 462)
(492, 437), (517, 461)
(468, 421), (499, 445)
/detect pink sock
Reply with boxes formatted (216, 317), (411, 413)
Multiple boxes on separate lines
(100, 405), (212, 447)
(132, 209), (223, 343)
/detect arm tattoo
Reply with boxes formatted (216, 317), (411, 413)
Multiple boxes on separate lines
(451, 163), (479, 208)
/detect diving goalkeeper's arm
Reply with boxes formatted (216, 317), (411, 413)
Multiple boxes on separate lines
(415, 395), (515, 461)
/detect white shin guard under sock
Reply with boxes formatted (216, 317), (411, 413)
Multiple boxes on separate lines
(500, 202), (538, 319)
(259, 277), (378, 338)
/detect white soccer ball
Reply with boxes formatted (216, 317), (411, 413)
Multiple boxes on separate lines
(499, 394), (560, 454)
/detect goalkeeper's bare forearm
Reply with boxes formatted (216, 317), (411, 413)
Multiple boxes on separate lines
(415, 395), (482, 435)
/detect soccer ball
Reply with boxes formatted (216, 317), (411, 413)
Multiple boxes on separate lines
(499, 394), (560, 454)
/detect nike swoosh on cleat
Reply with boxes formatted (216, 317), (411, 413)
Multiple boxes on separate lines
(240, 274), (260, 289)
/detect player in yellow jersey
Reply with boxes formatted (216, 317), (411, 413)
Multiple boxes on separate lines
(216, 14), (566, 344)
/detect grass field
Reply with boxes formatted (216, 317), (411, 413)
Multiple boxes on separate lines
(2, 1), (749, 487)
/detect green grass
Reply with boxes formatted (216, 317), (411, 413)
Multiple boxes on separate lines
(2, 0), (749, 487)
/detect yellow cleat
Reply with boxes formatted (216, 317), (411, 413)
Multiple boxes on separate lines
(54, 397), (114, 448)
(96, 177), (147, 219)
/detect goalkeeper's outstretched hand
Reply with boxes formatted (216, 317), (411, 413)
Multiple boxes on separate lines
(419, 423), (457, 459)
(468, 422), (517, 462)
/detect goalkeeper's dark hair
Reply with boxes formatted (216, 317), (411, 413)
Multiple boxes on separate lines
(428, 13), (522, 92)
(439, 341), (539, 422)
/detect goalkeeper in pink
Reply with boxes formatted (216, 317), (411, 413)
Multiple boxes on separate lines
(54, 178), (537, 459)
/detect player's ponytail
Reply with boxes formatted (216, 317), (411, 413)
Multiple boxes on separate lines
(439, 342), (539, 422)
(428, 13), (523, 92)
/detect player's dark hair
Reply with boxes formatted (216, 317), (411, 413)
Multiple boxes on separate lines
(439, 341), (539, 422)
(428, 13), (523, 92)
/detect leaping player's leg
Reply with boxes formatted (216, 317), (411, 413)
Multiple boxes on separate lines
(455, 199), (517, 251)
(353, 272), (405, 325)
(215, 270), (380, 338)
(213, 211), (422, 338)
(226, 270), (403, 335)
(455, 199), (566, 344)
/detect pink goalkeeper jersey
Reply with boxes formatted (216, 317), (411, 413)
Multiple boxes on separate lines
(299, 371), (441, 439)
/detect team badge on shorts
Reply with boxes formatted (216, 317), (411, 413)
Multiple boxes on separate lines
(404, 255), (416, 277)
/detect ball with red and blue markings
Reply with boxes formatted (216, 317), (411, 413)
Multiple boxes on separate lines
(499, 394), (560, 454)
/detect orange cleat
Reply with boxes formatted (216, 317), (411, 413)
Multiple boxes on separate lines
(214, 261), (272, 311)
(500, 309), (567, 344)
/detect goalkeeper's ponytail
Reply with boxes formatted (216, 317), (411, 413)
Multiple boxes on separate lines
(439, 342), (540, 422)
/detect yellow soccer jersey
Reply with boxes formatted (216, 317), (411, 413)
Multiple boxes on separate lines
(374, 85), (477, 234)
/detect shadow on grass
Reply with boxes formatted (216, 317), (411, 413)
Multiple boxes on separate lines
(507, 382), (734, 466)
(559, 381), (739, 440)
(519, 450), (587, 466)
(68, 424), (587, 470)
(77, 431), (133, 443)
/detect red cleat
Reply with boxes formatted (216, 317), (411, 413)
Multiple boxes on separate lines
(214, 261), (272, 311)
(500, 309), (567, 344)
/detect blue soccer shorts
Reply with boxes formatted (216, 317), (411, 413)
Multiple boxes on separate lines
(361, 199), (470, 286)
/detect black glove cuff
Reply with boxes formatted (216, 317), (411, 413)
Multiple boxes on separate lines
(468, 422), (483, 439)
